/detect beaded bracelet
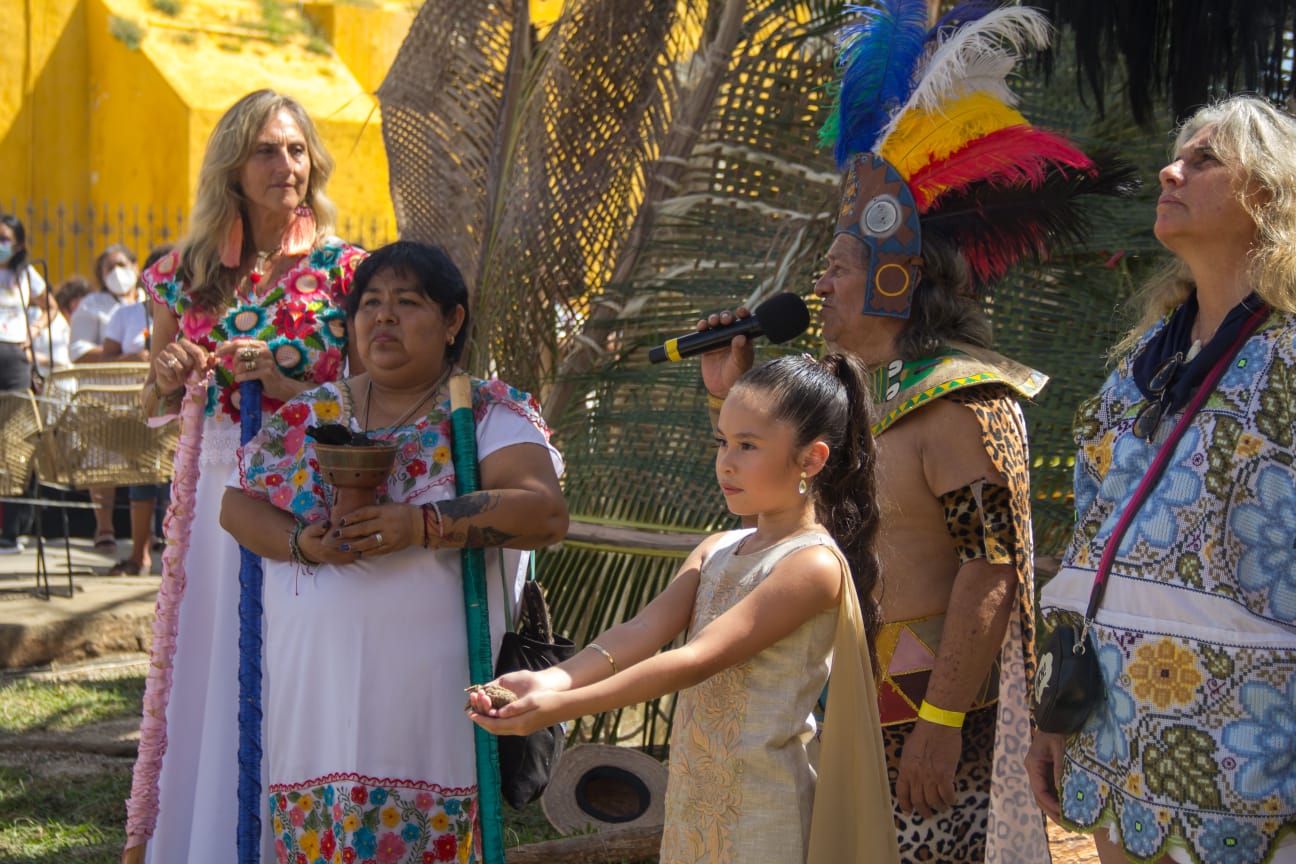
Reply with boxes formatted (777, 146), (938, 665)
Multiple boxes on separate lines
(288, 522), (319, 568)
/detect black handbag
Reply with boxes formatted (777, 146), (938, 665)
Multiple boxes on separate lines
(493, 555), (576, 809)
(1033, 622), (1102, 734)
(1033, 305), (1269, 733)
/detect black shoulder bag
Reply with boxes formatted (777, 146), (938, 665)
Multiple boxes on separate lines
(493, 552), (576, 808)
(1034, 305), (1268, 734)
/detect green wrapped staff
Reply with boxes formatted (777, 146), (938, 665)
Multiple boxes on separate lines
(449, 373), (505, 864)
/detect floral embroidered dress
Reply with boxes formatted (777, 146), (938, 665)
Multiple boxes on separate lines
(134, 239), (364, 864)
(1041, 311), (1296, 864)
(236, 376), (562, 864)
(659, 530), (837, 864)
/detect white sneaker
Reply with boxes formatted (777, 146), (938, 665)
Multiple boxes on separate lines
(0, 538), (25, 554)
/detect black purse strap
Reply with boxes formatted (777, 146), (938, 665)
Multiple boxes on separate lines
(1078, 304), (1269, 643)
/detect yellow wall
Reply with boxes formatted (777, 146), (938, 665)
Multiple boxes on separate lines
(0, 0), (90, 209)
(86, 0), (190, 218)
(304, 2), (416, 95)
(2, 0), (405, 282)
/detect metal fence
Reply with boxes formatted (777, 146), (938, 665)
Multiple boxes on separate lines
(2, 199), (397, 287)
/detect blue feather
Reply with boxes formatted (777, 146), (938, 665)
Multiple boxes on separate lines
(832, 0), (931, 167)
(927, 0), (1003, 44)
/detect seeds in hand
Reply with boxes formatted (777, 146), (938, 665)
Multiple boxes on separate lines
(465, 683), (517, 710)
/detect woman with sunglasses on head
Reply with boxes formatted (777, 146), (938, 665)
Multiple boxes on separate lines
(1026, 95), (1296, 864)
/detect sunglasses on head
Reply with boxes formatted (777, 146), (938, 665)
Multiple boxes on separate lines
(1133, 351), (1185, 441)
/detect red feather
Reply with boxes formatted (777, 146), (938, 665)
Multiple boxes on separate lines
(920, 152), (1140, 290)
(909, 126), (1096, 210)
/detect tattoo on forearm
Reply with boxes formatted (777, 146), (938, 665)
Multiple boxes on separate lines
(438, 492), (520, 547)
(448, 525), (521, 548)
(437, 492), (498, 521)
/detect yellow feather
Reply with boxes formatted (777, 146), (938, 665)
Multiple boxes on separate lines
(880, 93), (1026, 183)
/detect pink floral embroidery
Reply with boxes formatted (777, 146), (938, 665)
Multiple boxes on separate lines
(283, 425), (306, 458)
(180, 307), (218, 342)
(313, 346), (343, 385)
(376, 832), (406, 863)
(271, 485), (294, 510)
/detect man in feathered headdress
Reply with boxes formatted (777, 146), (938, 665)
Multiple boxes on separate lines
(702, 2), (1134, 861)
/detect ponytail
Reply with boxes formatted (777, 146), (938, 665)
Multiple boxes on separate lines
(814, 354), (881, 659)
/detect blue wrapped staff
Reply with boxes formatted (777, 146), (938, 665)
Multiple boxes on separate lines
(449, 373), (505, 864)
(236, 380), (264, 863)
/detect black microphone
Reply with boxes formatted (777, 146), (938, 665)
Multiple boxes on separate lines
(648, 292), (811, 364)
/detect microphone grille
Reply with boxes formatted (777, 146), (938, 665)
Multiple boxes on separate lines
(753, 293), (811, 344)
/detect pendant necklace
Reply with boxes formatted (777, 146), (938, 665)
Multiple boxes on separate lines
(361, 366), (455, 435)
(238, 248), (281, 300)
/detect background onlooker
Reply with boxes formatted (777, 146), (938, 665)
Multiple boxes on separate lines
(53, 276), (91, 321)
(29, 280), (72, 378)
(0, 213), (48, 553)
(103, 245), (174, 576)
(72, 243), (142, 552)
(70, 244), (136, 362)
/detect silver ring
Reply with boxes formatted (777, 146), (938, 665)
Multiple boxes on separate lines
(166, 357), (178, 369)
(373, 531), (384, 547)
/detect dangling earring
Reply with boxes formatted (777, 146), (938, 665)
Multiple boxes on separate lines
(798, 471), (808, 495)
(219, 213), (244, 268)
(281, 204), (316, 256)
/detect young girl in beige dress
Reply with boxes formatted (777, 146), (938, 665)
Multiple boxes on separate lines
(469, 353), (899, 864)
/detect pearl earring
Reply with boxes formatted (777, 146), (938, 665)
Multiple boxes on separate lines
(798, 471), (808, 495)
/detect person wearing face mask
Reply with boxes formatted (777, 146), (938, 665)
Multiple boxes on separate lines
(71, 244), (139, 363)
(0, 213), (49, 553)
(71, 244), (143, 551)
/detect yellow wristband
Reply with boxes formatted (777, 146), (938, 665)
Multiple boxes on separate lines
(918, 700), (965, 728)
(587, 641), (618, 675)
(706, 392), (725, 411)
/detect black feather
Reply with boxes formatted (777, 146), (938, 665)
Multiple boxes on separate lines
(922, 154), (1141, 290)
(1039, 0), (1296, 125)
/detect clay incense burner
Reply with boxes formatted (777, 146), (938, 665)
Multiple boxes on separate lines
(308, 424), (398, 518)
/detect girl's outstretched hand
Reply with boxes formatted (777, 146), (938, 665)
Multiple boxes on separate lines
(466, 674), (561, 737)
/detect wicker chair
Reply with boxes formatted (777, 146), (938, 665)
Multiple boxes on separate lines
(39, 382), (178, 489)
(0, 390), (44, 498)
(8, 364), (177, 596)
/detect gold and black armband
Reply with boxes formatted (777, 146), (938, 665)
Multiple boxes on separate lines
(938, 479), (1014, 566)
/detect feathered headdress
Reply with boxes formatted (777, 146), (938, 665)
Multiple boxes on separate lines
(822, 0), (1137, 318)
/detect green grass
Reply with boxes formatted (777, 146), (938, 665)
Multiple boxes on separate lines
(0, 675), (146, 735)
(0, 674), (655, 861)
(0, 673), (144, 860)
(0, 765), (131, 863)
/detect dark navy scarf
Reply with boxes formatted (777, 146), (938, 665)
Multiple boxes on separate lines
(1132, 291), (1265, 413)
